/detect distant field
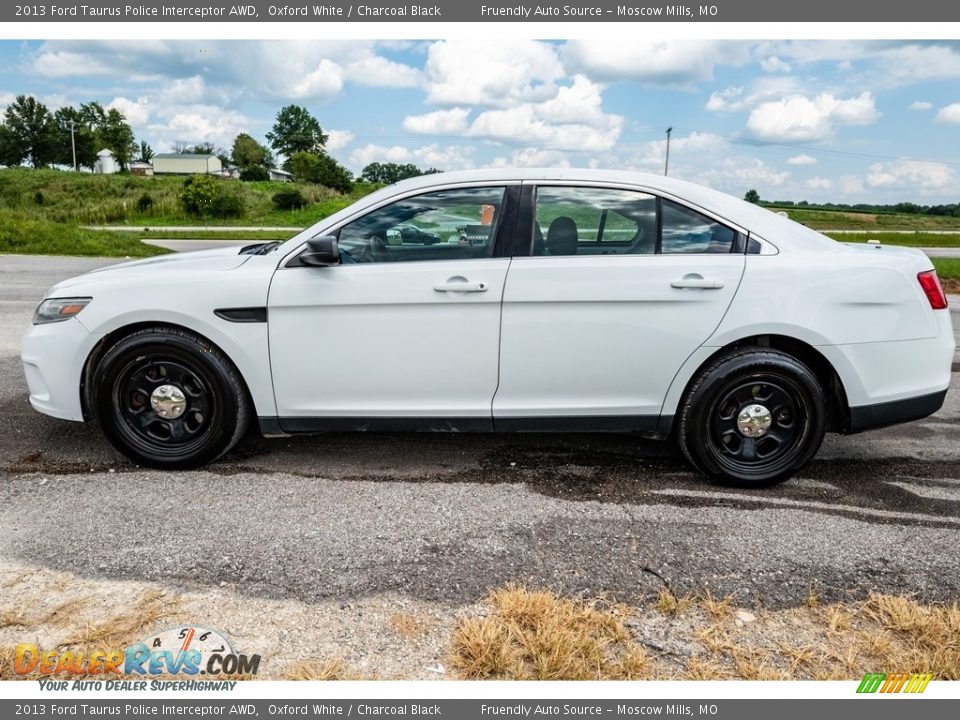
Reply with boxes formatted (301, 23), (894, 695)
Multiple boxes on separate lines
(766, 206), (960, 231)
(932, 259), (960, 294)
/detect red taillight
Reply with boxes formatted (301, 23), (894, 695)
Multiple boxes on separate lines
(918, 270), (948, 310)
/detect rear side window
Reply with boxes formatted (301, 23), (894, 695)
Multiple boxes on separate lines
(661, 199), (737, 254)
(532, 186), (658, 256)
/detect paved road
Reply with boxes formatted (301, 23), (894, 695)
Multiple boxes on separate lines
(2, 254), (960, 609)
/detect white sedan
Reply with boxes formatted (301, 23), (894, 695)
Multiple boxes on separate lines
(21, 169), (955, 485)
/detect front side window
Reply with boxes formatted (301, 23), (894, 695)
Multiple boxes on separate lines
(336, 186), (507, 264)
(532, 187), (657, 256)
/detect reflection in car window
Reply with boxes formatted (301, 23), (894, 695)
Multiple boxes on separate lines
(533, 187), (657, 256)
(661, 200), (737, 254)
(336, 187), (506, 264)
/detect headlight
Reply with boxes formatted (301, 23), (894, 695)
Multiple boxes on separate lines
(33, 297), (92, 325)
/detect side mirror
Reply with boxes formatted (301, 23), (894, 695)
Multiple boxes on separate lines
(300, 235), (340, 267)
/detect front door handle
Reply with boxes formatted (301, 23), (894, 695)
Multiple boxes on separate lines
(671, 275), (725, 290)
(434, 277), (489, 293)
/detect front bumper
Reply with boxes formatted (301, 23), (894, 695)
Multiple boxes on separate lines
(21, 317), (97, 421)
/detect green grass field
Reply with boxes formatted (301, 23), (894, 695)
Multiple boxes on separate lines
(767, 206), (960, 231)
(825, 232), (960, 248)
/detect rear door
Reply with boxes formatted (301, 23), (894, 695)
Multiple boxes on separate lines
(493, 183), (746, 428)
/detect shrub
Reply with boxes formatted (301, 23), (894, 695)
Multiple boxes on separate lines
(272, 187), (308, 210)
(238, 165), (269, 182)
(178, 175), (244, 218)
(34, 191), (44, 205)
(209, 191), (245, 218)
(136, 193), (153, 213)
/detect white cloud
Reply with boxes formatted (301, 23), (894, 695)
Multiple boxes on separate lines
(106, 97), (150, 127)
(491, 148), (571, 168)
(348, 143), (476, 172)
(147, 104), (253, 150)
(402, 108), (471, 134)
(934, 103), (960, 124)
(910, 101), (933, 111)
(695, 157), (790, 193)
(290, 59), (344, 99)
(866, 160), (954, 191)
(342, 54), (421, 88)
(760, 56), (791, 73)
(746, 92), (879, 141)
(155, 77), (201, 104)
(706, 86), (743, 113)
(423, 40), (563, 107)
(805, 176), (832, 190)
(405, 75), (623, 153)
(564, 40), (749, 86)
(33, 50), (113, 77)
(840, 175), (865, 195)
(325, 129), (355, 152)
(787, 154), (817, 165)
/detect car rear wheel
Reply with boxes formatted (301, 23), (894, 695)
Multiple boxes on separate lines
(677, 347), (826, 486)
(94, 327), (250, 469)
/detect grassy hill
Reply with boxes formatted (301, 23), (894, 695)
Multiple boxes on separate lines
(764, 205), (960, 231)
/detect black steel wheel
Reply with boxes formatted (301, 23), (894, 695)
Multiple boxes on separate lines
(677, 347), (826, 486)
(94, 327), (250, 468)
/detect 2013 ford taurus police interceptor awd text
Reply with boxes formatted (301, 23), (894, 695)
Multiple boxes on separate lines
(21, 169), (955, 485)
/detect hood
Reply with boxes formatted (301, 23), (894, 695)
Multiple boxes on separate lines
(48, 245), (252, 294)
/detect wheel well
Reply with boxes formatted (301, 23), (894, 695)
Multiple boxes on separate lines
(680, 335), (850, 433)
(80, 321), (253, 422)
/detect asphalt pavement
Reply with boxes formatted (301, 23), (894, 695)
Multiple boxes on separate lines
(2, 254), (960, 609)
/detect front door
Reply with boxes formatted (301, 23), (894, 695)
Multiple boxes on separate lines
(268, 184), (516, 430)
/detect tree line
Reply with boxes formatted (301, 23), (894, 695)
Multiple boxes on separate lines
(0, 96), (442, 195)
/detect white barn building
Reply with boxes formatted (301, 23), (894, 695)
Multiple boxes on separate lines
(152, 153), (223, 175)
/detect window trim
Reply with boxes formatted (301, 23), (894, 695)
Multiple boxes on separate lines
(519, 181), (755, 259)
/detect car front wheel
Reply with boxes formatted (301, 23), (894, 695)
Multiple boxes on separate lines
(677, 347), (826, 486)
(93, 326), (250, 469)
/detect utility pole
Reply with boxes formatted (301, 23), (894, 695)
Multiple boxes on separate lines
(664, 127), (673, 176)
(62, 119), (78, 171)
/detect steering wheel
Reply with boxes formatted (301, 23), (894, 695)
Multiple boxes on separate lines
(356, 234), (391, 263)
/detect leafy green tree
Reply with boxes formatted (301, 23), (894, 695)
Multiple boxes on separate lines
(231, 133), (273, 180)
(190, 142), (216, 155)
(360, 162), (441, 184)
(288, 151), (352, 193)
(78, 102), (136, 170)
(744, 189), (760, 204)
(99, 109), (136, 170)
(0, 125), (19, 167)
(53, 106), (97, 170)
(137, 141), (154, 163)
(267, 105), (328, 167)
(1, 95), (59, 168)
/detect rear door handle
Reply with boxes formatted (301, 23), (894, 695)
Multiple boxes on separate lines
(434, 278), (489, 293)
(671, 276), (725, 290)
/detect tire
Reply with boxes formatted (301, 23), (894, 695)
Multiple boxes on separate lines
(93, 326), (250, 469)
(676, 347), (826, 486)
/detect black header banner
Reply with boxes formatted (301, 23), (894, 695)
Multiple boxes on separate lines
(3, 0), (957, 22)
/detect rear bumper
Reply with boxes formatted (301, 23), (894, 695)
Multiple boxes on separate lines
(847, 389), (948, 433)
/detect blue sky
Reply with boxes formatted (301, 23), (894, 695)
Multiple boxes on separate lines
(2, 39), (960, 203)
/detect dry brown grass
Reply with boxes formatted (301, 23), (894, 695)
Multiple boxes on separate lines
(654, 589), (693, 616)
(60, 589), (179, 650)
(283, 659), (365, 680)
(450, 585), (651, 680)
(0, 608), (30, 629)
(701, 591), (733, 620)
(450, 586), (960, 681)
